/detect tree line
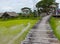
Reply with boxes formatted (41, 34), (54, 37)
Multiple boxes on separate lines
(19, 0), (57, 17)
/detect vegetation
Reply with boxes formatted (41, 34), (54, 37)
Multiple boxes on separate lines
(36, 0), (56, 13)
(0, 16), (40, 44)
(50, 17), (60, 40)
(21, 7), (32, 17)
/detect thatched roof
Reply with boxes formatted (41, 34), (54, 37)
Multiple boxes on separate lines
(0, 13), (3, 17)
(0, 12), (19, 17)
(50, 5), (56, 8)
(4, 12), (19, 17)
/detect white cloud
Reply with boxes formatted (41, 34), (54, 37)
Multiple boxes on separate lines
(0, 0), (35, 13)
(0, 0), (60, 12)
(0, 6), (14, 12)
(1, 7), (13, 10)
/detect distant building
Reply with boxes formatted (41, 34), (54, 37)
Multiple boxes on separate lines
(0, 12), (19, 19)
(50, 2), (59, 16)
(0, 13), (3, 17)
(57, 9), (60, 14)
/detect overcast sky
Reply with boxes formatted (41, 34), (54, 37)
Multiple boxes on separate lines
(0, 0), (60, 13)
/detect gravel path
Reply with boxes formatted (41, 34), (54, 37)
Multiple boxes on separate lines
(21, 15), (60, 44)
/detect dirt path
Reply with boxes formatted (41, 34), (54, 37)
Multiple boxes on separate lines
(22, 15), (60, 44)
(8, 23), (30, 44)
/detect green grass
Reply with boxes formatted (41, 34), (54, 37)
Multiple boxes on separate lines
(50, 17), (60, 40)
(0, 17), (40, 44)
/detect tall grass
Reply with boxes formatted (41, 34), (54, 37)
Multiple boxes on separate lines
(50, 17), (60, 40)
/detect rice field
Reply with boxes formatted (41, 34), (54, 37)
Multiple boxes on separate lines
(50, 17), (60, 40)
(0, 18), (39, 44)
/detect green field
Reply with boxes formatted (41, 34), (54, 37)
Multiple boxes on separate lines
(50, 17), (60, 40)
(0, 17), (40, 44)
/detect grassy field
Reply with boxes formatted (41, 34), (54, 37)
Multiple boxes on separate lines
(0, 17), (40, 44)
(50, 17), (60, 40)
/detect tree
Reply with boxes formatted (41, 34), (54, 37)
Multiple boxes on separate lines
(36, 0), (56, 13)
(21, 7), (32, 17)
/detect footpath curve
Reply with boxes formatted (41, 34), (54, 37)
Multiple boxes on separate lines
(21, 15), (60, 44)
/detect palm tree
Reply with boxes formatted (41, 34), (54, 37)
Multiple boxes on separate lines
(21, 7), (32, 17)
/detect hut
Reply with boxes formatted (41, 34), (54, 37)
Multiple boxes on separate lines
(1, 12), (19, 19)
(50, 3), (59, 16)
(0, 13), (3, 18)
